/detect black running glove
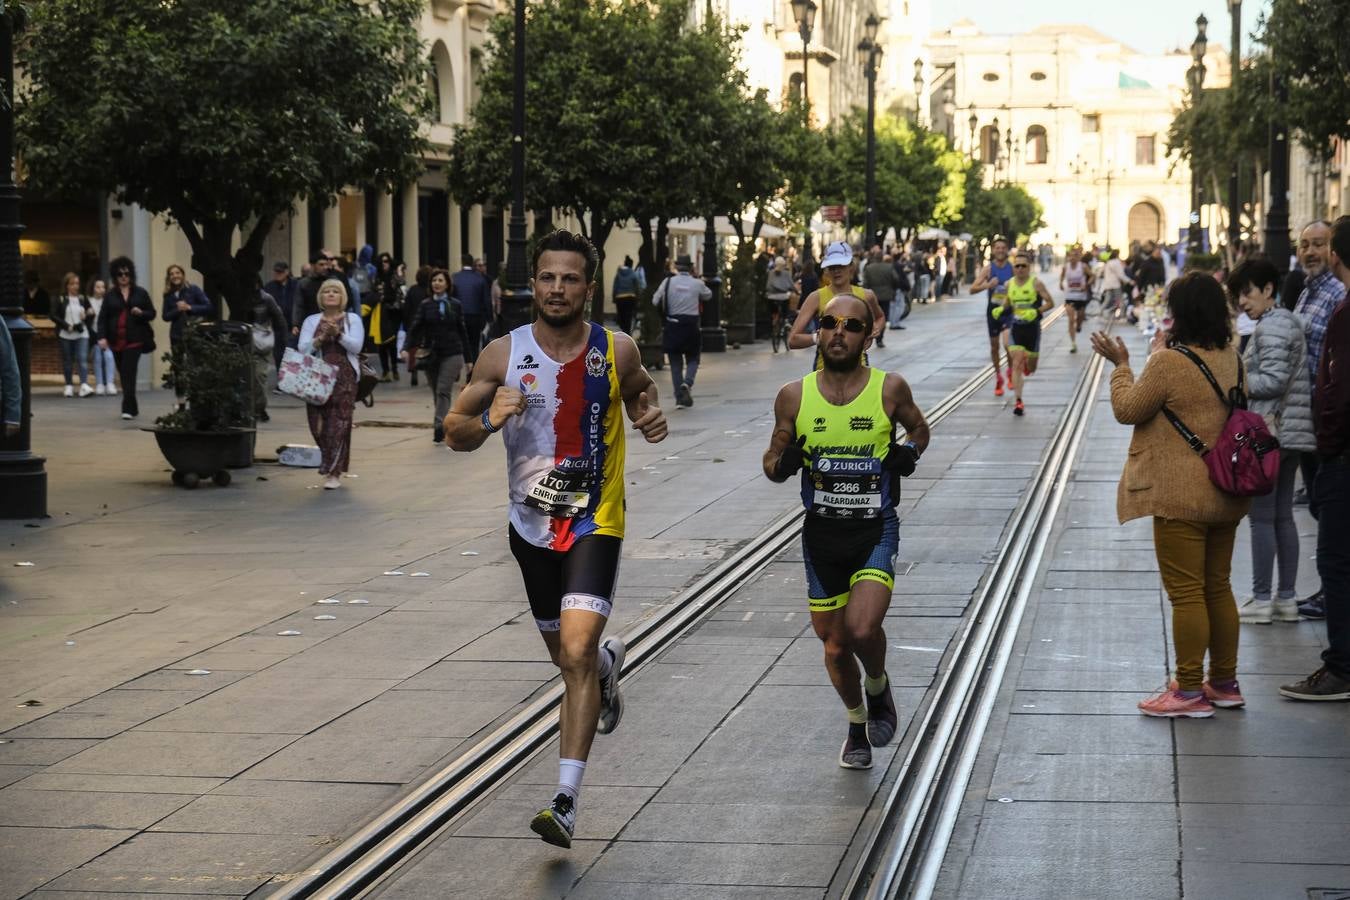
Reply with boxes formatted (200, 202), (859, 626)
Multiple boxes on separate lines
(882, 441), (920, 477)
(774, 435), (808, 480)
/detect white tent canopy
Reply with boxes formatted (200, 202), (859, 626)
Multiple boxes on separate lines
(629, 216), (785, 240)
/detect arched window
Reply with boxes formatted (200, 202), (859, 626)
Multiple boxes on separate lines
(980, 125), (1000, 163)
(430, 41), (456, 125)
(1025, 125), (1048, 164)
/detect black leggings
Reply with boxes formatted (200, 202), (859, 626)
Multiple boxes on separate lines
(378, 343), (399, 376)
(113, 350), (141, 416)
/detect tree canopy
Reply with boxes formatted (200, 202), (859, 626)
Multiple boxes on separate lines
(18, 0), (431, 317)
(1257, 0), (1350, 159)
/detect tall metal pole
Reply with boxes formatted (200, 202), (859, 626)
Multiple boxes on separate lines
(700, 0), (725, 351)
(1227, 0), (1242, 257)
(499, 0), (532, 332)
(800, 17), (812, 267)
(1187, 65), (1203, 255)
(864, 48), (878, 248)
(0, 5), (48, 519)
(1264, 68), (1291, 275)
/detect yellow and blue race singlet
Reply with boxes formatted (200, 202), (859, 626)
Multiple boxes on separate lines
(793, 367), (897, 519)
(502, 322), (625, 551)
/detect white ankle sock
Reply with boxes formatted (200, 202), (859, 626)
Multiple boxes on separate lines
(558, 758), (586, 802)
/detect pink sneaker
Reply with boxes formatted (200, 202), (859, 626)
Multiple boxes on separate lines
(1139, 687), (1214, 718)
(1171, 679), (1244, 708)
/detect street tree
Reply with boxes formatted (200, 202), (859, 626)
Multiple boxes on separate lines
(813, 111), (961, 241)
(449, 0), (748, 316)
(955, 168), (1045, 248)
(17, 0), (431, 319)
(1258, 0), (1350, 161)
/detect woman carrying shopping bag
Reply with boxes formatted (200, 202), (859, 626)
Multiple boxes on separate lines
(297, 279), (364, 489)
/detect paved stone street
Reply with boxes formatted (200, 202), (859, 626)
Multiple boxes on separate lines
(3, 293), (1348, 899)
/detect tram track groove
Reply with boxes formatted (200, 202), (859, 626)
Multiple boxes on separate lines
(843, 316), (1109, 900)
(264, 309), (1069, 900)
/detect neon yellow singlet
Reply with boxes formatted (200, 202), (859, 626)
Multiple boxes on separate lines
(793, 368), (896, 519)
(1007, 277), (1040, 323)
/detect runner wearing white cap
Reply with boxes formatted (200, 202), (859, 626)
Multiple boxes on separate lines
(788, 242), (886, 370)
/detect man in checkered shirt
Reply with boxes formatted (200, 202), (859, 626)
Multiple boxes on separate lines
(1293, 220), (1348, 619)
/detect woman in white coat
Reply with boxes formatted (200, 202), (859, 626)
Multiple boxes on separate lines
(298, 279), (364, 489)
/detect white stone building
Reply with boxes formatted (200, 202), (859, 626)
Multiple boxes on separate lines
(927, 21), (1230, 251)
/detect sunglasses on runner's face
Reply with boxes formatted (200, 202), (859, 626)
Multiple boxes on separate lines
(818, 314), (867, 333)
(1013, 263), (1029, 269)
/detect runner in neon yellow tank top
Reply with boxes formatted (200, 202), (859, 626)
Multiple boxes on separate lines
(787, 242), (886, 369)
(764, 290), (931, 770)
(995, 251), (1054, 416)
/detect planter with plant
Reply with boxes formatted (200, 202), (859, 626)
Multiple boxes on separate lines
(147, 322), (256, 488)
(636, 284), (665, 370)
(721, 244), (757, 346)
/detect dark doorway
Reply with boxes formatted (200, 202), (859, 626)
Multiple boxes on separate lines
(420, 190), (450, 269)
(483, 204), (503, 280)
(307, 202), (323, 260)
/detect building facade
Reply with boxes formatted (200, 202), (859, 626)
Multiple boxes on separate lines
(928, 21), (1230, 251)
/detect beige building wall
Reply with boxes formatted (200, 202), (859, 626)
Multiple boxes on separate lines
(930, 22), (1230, 250)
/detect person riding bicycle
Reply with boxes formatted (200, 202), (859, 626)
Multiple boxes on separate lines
(767, 256), (795, 353)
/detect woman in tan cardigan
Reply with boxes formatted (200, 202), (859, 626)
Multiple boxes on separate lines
(1091, 273), (1252, 718)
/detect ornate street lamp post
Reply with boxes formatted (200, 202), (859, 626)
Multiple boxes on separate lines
(1264, 66), (1290, 275)
(991, 116), (1001, 180)
(0, 3), (47, 519)
(789, 0), (817, 267)
(1227, 0), (1242, 256)
(859, 15), (882, 248)
(967, 105), (977, 160)
(1187, 13), (1208, 256)
(700, 0), (725, 351)
(912, 58), (923, 124)
(499, 0), (532, 332)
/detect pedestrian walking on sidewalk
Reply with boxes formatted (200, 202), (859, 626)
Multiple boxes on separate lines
(248, 281), (288, 423)
(298, 279), (363, 490)
(861, 247), (899, 348)
(1091, 273), (1251, 718)
(1227, 257), (1314, 625)
(1282, 215), (1350, 702)
(611, 256), (642, 336)
(651, 254), (709, 407)
(51, 273), (94, 397)
(97, 257), (156, 420)
(764, 291), (930, 768)
(85, 278), (117, 396)
(443, 229), (667, 848)
(405, 269), (468, 444)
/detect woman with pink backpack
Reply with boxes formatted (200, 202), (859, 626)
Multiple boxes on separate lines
(1091, 273), (1254, 718)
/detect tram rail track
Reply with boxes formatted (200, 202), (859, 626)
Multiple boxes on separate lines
(266, 309), (1070, 900)
(844, 317), (1109, 900)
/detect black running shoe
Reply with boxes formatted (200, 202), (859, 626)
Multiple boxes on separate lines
(530, 792), (576, 848)
(1279, 667), (1350, 702)
(1299, 591), (1327, 620)
(865, 680), (898, 747)
(677, 383), (694, 408)
(838, 722), (872, 770)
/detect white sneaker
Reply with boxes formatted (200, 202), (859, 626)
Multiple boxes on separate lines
(1238, 597), (1272, 624)
(323, 475), (341, 490)
(78, 383), (94, 397)
(1272, 597), (1301, 622)
(63, 385), (74, 397)
(95, 384), (106, 395)
(108, 385), (118, 396)
(119, 412), (133, 420)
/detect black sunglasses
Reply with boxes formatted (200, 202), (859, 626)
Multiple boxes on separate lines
(1013, 263), (1029, 268)
(114, 270), (131, 277)
(818, 314), (867, 334)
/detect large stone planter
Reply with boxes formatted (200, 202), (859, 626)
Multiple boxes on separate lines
(725, 323), (756, 346)
(145, 427), (255, 489)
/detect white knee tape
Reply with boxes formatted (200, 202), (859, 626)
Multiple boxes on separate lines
(561, 593), (612, 618)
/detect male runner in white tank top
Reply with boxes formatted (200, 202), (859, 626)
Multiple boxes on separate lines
(445, 230), (667, 848)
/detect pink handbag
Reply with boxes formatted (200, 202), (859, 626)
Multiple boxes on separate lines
(278, 346), (338, 405)
(1161, 346), (1280, 497)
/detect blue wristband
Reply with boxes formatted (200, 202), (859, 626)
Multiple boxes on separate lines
(903, 440), (919, 458)
(481, 409), (498, 434)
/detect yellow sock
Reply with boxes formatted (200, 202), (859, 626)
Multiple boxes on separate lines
(864, 672), (888, 696)
(846, 703), (867, 724)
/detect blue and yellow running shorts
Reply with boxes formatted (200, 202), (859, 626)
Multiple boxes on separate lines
(801, 513), (900, 612)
